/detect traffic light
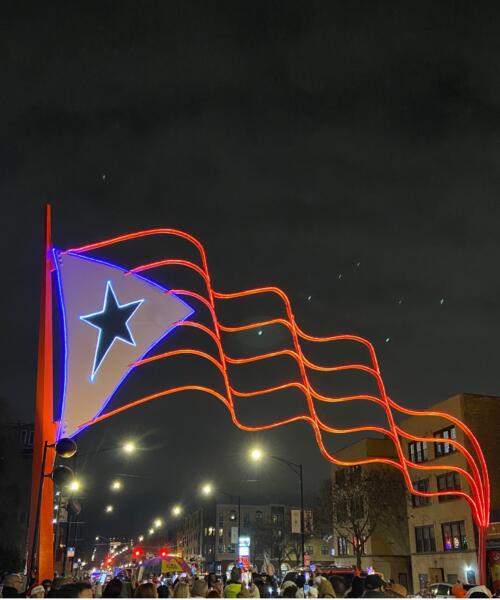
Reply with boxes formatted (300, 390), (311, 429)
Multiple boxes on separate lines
(159, 548), (168, 558)
(133, 547), (143, 558)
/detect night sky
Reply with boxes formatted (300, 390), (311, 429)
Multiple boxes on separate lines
(2, 2), (500, 547)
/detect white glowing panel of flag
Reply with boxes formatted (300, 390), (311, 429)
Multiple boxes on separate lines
(53, 251), (193, 439)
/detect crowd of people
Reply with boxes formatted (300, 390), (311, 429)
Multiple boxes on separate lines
(0, 569), (498, 599)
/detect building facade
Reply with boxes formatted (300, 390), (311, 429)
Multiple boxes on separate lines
(401, 394), (500, 593)
(176, 502), (331, 573)
(330, 437), (413, 592)
(0, 421), (34, 572)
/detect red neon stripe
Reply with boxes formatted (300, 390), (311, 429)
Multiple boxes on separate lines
(72, 228), (489, 535)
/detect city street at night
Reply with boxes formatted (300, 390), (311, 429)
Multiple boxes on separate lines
(1, 2), (500, 599)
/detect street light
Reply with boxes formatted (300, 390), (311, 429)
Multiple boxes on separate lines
(249, 447), (305, 566)
(105, 505), (114, 513)
(111, 480), (122, 491)
(201, 483), (213, 496)
(123, 441), (137, 454)
(68, 479), (81, 493)
(154, 518), (163, 528)
(148, 528), (155, 535)
(249, 447), (264, 462)
(171, 505), (182, 517)
(138, 535), (144, 542)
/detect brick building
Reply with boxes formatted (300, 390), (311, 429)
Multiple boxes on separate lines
(401, 394), (500, 592)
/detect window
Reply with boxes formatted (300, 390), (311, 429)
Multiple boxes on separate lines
(335, 469), (346, 486)
(243, 513), (250, 527)
(350, 497), (364, 520)
(337, 536), (348, 556)
(434, 426), (456, 457)
(408, 441), (428, 463)
(321, 545), (329, 556)
(229, 510), (237, 521)
(442, 521), (468, 551)
(415, 525), (436, 553)
(437, 472), (461, 501)
(218, 545), (224, 553)
(412, 479), (431, 507)
(255, 510), (263, 522)
(305, 545), (314, 556)
(336, 501), (348, 523)
(218, 514), (224, 527)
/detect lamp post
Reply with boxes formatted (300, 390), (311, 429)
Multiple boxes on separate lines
(200, 483), (240, 565)
(249, 448), (305, 566)
(27, 437), (77, 586)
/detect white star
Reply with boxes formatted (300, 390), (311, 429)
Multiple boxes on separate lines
(385, 337), (390, 343)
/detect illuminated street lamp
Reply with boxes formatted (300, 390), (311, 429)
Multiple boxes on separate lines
(154, 518), (163, 528)
(201, 483), (213, 496)
(105, 505), (114, 513)
(123, 441), (137, 454)
(148, 528), (155, 535)
(249, 446), (305, 566)
(138, 535), (144, 542)
(68, 479), (81, 493)
(171, 505), (182, 517)
(249, 447), (264, 462)
(111, 480), (122, 491)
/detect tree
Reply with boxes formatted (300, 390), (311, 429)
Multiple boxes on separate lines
(314, 465), (407, 569)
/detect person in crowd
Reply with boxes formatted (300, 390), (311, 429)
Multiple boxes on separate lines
(29, 585), (46, 598)
(249, 576), (265, 599)
(191, 579), (209, 598)
(58, 582), (93, 598)
(156, 585), (170, 598)
(362, 574), (386, 598)
(207, 591), (222, 599)
(224, 568), (242, 598)
(295, 575), (318, 599)
(385, 582), (407, 598)
(103, 577), (123, 598)
(41, 579), (52, 597)
(453, 581), (468, 598)
(315, 576), (335, 598)
(466, 586), (493, 598)
(173, 580), (191, 598)
(1, 574), (24, 598)
(206, 574), (218, 589)
(281, 581), (298, 598)
(134, 582), (159, 598)
(345, 576), (364, 599)
(330, 576), (346, 598)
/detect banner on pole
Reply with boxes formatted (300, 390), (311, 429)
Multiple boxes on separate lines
(291, 509), (301, 534)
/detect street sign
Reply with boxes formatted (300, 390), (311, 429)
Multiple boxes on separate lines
(291, 509), (301, 533)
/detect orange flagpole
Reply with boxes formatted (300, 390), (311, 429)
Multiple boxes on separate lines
(27, 203), (56, 584)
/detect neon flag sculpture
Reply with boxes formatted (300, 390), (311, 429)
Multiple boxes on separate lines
(29, 213), (489, 584)
(53, 250), (193, 438)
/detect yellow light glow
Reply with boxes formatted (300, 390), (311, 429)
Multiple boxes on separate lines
(123, 441), (136, 454)
(201, 483), (213, 496)
(111, 480), (122, 491)
(105, 505), (114, 513)
(68, 479), (81, 492)
(171, 505), (182, 517)
(154, 518), (163, 528)
(249, 447), (264, 462)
